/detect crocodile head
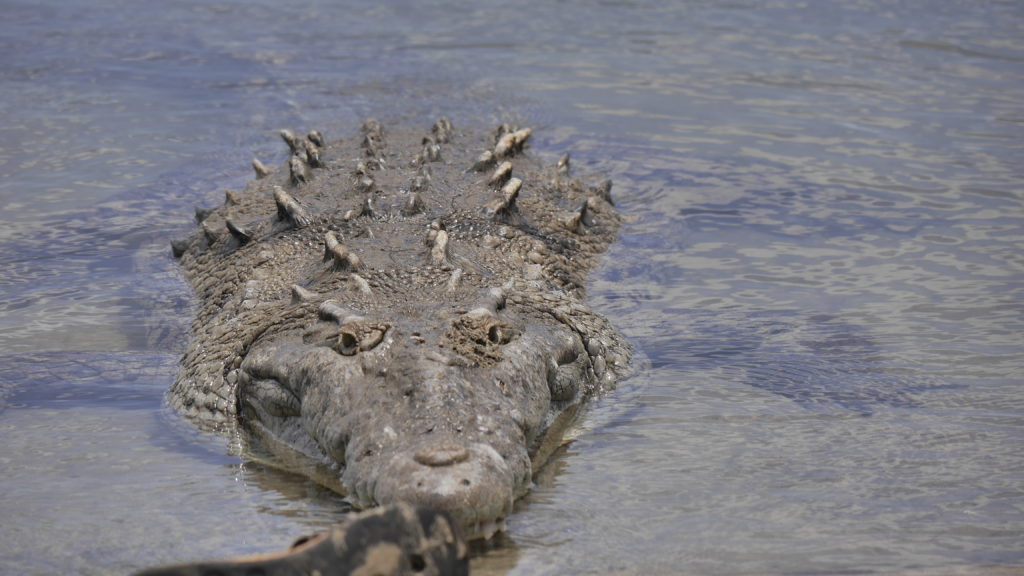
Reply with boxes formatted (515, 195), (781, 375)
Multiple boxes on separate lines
(171, 119), (629, 539)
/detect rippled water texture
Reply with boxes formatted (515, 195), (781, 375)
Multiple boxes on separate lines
(1, 1), (1022, 574)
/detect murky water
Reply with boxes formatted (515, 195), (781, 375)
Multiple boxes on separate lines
(2, 1), (1022, 574)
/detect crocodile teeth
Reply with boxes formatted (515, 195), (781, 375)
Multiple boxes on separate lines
(272, 185), (310, 227)
(252, 158), (271, 179)
(470, 519), (505, 541)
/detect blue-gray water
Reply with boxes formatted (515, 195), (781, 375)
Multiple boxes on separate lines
(1, 1), (1022, 574)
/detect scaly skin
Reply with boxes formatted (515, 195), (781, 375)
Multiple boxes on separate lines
(170, 118), (630, 539)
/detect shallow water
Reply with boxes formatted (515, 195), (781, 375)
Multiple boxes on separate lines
(1, 0), (1023, 574)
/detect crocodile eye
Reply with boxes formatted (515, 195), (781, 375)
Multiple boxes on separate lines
(446, 309), (521, 366)
(321, 320), (390, 356)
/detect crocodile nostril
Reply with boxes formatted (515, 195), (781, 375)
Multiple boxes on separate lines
(414, 444), (470, 467)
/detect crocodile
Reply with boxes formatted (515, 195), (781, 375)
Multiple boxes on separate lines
(169, 117), (631, 540)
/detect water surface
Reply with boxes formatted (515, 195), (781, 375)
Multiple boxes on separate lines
(1, 1), (1022, 574)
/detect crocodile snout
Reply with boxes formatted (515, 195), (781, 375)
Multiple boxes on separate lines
(373, 442), (514, 540)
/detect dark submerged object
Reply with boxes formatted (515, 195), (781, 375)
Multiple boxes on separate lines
(133, 503), (468, 576)
(169, 118), (631, 539)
